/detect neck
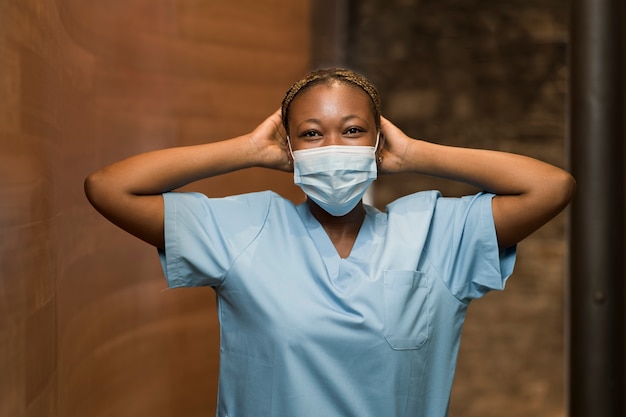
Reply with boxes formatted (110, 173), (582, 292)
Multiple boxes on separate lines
(307, 199), (366, 258)
(307, 200), (366, 229)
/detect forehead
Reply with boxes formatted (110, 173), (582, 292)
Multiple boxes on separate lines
(288, 82), (373, 119)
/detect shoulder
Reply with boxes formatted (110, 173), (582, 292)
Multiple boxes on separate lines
(163, 190), (287, 211)
(386, 190), (442, 213)
(386, 191), (495, 227)
(162, 190), (294, 229)
(382, 191), (496, 247)
(387, 190), (493, 213)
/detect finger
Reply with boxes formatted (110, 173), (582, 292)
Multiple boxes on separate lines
(380, 115), (397, 131)
(271, 108), (284, 124)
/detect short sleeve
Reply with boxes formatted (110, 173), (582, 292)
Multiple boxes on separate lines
(426, 192), (516, 301)
(158, 191), (271, 288)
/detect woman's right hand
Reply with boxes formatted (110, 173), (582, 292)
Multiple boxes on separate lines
(247, 109), (293, 172)
(84, 110), (295, 249)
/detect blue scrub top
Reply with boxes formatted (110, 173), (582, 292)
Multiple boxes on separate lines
(159, 190), (516, 417)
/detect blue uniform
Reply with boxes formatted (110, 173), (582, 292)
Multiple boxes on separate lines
(158, 190), (516, 417)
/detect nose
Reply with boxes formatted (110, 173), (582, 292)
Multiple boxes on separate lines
(323, 131), (343, 147)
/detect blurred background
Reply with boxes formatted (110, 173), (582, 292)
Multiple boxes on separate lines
(0, 1), (616, 416)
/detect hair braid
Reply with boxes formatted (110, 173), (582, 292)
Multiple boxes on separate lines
(281, 68), (382, 134)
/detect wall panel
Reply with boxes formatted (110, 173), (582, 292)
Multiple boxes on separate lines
(0, 1), (309, 416)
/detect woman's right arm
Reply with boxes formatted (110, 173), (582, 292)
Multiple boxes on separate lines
(84, 110), (290, 249)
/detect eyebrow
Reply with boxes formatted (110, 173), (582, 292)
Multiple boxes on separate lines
(299, 114), (368, 126)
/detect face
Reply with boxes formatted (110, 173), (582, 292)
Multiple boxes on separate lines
(287, 82), (378, 151)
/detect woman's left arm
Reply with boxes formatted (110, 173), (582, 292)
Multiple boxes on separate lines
(380, 117), (576, 249)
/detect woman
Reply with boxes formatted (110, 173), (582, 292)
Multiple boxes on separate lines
(85, 68), (575, 417)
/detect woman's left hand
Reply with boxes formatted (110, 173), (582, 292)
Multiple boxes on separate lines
(377, 116), (416, 174)
(377, 116), (575, 249)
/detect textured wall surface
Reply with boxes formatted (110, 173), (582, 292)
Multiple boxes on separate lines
(345, 1), (569, 416)
(0, 1), (308, 416)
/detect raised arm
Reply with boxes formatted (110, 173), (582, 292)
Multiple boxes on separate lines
(379, 117), (576, 249)
(84, 110), (290, 249)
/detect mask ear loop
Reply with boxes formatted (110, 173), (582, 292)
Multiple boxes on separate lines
(286, 135), (294, 155)
(286, 135), (295, 164)
(374, 131), (383, 164)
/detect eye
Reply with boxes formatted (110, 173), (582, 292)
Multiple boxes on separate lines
(345, 126), (364, 135)
(300, 130), (322, 140)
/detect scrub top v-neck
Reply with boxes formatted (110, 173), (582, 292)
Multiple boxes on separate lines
(158, 190), (516, 417)
(295, 202), (379, 289)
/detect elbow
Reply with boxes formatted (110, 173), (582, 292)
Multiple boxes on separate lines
(84, 171), (97, 205)
(552, 170), (576, 211)
(561, 171), (576, 205)
(84, 169), (110, 213)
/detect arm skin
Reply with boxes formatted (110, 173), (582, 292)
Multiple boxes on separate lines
(85, 110), (575, 252)
(84, 110), (290, 250)
(379, 117), (576, 249)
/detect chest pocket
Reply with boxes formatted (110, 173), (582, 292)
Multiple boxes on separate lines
(383, 270), (431, 350)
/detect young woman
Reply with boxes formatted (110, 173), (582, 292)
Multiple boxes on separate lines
(85, 68), (575, 417)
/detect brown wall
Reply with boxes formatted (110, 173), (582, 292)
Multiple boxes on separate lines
(0, 1), (308, 416)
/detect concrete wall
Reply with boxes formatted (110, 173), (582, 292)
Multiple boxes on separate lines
(0, 1), (308, 416)
(346, 1), (569, 416)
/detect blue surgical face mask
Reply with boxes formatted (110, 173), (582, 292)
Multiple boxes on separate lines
(289, 134), (379, 216)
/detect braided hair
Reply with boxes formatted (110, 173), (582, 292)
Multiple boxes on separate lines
(281, 68), (382, 134)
